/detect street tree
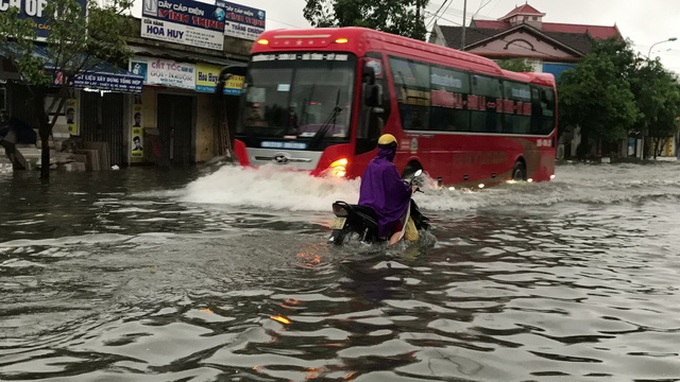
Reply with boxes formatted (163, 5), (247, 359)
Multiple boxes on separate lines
(0, 0), (134, 178)
(557, 38), (639, 158)
(629, 59), (680, 158)
(303, 0), (428, 40)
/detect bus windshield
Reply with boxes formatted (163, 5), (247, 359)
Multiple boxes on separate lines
(239, 53), (356, 141)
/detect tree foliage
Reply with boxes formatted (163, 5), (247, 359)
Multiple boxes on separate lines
(629, 60), (680, 157)
(497, 58), (533, 73)
(557, 39), (639, 145)
(0, 0), (134, 178)
(558, 38), (680, 158)
(303, 0), (428, 40)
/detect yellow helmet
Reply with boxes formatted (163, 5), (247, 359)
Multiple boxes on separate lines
(378, 133), (397, 147)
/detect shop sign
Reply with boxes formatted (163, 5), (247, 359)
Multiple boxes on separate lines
(132, 57), (195, 89)
(215, 0), (265, 41)
(70, 72), (143, 93)
(195, 63), (243, 95)
(53, 70), (143, 94)
(130, 57), (196, 90)
(141, 0), (225, 51)
(0, 0), (87, 40)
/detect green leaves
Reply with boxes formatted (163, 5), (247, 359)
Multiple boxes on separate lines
(557, 38), (680, 145)
(498, 58), (534, 73)
(303, 0), (428, 40)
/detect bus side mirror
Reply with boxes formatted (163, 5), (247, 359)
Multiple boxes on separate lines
(364, 84), (382, 107)
(362, 63), (382, 106)
(362, 65), (376, 85)
(216, 65), (247, 95)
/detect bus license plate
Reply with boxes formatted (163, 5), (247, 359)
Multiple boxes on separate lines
(330, 217), (346, 230)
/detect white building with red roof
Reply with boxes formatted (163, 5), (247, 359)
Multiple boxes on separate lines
(429, 3), (622, 78)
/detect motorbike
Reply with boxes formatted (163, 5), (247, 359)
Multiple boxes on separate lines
(328, 170), (431, 245)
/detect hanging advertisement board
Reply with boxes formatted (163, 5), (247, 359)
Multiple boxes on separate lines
(141, 0), (225, 50)
(195, 63), (243, 95)
(131, 57), (196, 89)
(0, 0), (87, 40)
(215, 0), (265, 41)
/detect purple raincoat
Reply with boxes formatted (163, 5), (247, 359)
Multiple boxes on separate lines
(358, 146), (413, 238)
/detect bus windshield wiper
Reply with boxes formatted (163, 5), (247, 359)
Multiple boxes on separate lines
(309, 90), (342, 149)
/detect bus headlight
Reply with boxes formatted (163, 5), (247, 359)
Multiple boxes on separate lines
(329, 158), (348, 177)
(550, 174), (556, 180)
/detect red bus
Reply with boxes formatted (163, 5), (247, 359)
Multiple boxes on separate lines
(225, 27), (557, 187)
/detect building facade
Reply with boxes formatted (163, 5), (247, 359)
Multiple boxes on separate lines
(1, 0), (259, 171)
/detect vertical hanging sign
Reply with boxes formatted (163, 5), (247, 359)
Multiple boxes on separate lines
(65, 98), (79, 136)
(131, 104), (144, 159)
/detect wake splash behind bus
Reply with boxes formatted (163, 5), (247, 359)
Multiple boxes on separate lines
(217, 27), (557, 188)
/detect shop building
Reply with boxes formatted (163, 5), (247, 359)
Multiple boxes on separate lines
(1, 0), (261, 171)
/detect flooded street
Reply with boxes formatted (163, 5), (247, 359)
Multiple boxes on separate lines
(1, 161), (680, 381)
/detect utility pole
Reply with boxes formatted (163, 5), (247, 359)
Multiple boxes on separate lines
(460, 0), (467, 50)
(415, 0), (422, 40)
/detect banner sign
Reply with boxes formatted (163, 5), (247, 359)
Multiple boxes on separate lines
(131, 104), (144, 159)
(195, 63), (243, 95)
(71, 72), (143, 93)
(0, 0), (87, 39)
(141, 0), (225, 50)
(132, 57), (195, 89)
(215, 0), (265, 41)
(66, 97), (78, 135)
(53, 70), (143, 94)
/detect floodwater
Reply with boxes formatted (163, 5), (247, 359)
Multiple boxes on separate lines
(1, 161), (680, 381)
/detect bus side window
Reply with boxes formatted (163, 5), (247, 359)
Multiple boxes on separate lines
(356, 55), (389, 155)
(390, 57), (430, 131)
(471, 75), (502, 133)
(430, 65), (470, 132)
(530, 87), (542, 134)
(541, 87), (556, 134)
(502, 80), (531, 134)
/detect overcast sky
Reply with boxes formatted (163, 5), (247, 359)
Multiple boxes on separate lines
(212, 0), (680, 73)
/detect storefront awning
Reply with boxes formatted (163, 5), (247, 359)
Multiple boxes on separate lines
(1, 43), (143, 94)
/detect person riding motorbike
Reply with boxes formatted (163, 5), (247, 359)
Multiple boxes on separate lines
(358, 133), (418, 245)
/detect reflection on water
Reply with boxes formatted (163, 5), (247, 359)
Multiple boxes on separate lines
(1, 162), (680, 380)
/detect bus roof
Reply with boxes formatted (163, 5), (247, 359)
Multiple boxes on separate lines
(253, 27), (555, 86)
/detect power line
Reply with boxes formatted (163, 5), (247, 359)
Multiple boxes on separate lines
(472, 0), (498, 20)
(426, 0), (452, 29)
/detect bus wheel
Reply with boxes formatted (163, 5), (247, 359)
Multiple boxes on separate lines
(512, 161), (527, 181)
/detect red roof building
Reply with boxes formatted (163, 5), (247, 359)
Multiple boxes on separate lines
(429, 3), (622, 78)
